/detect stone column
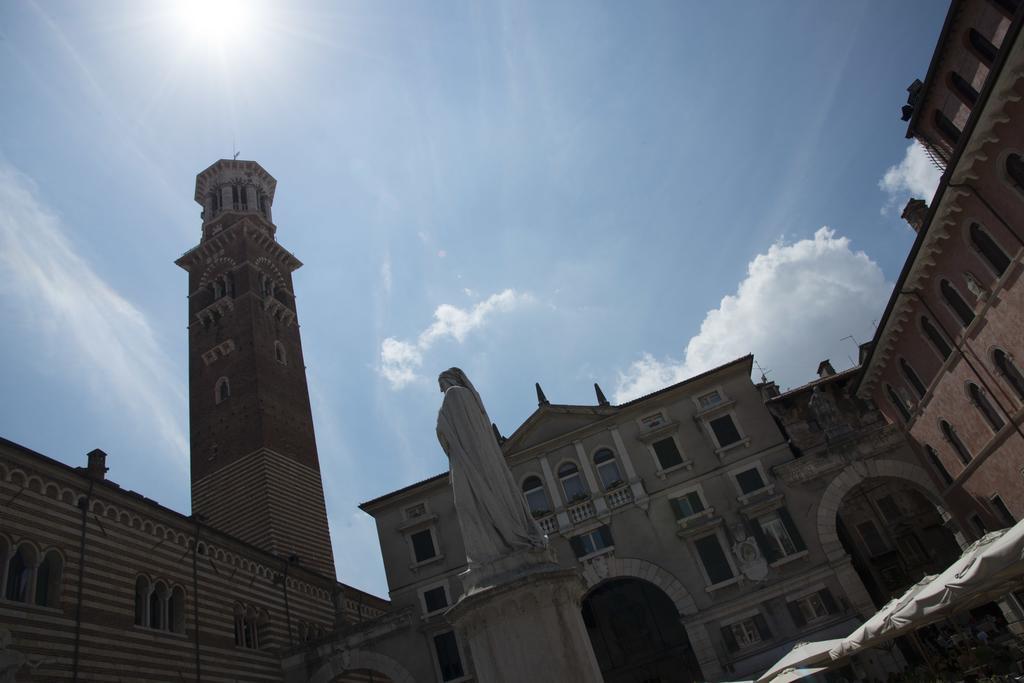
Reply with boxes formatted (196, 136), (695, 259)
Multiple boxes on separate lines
(221, 185), (233, 211)
(449, 565), (603, 683)
(540, 458), (569, 530)
(245, 185), (258, 211)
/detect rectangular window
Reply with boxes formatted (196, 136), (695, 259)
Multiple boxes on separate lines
(759, 514), (798, 558)
(423, 586), (448, 614)
(876, 495), (901, 522)
(856, 520), (888, 556)
(652, 437), (683, 470)
(569, 526), (614, 558)
(735, 467), (765, 495)
(670, 492), (705, 520)
(721, 614), (772, 652)
(433, 631), (465, 681)
(788, 589), (837, 627)
(694, 534), (734, 585)
(641, 412), (667, 429)
(411, 529), (437, 563)
(709, 414), (742, 447)
(990, 495), (1016, 528)
(697, 390), (723, 409)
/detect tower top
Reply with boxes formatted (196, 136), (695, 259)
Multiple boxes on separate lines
(194, 159), (276, 205)
(194, 159), (278, 240)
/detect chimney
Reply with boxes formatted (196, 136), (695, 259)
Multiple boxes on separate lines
(901, 198), (928, 232)
(817, 360), (836, 378)
(758, 381), (781, 400)
(86, 448), (108, 480)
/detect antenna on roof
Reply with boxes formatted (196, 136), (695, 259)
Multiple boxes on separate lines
(840, 335), (859, 369)
(232, 137), (240, 160)
(753, 360), (772, 384)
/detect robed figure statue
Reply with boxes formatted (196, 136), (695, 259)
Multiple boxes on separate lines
(436, 368), (547, 566)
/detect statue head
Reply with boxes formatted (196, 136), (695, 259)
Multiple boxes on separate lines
(438, 367), (469, 393)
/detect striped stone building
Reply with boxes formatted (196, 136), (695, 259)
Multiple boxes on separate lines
(0, 160), (387, 681)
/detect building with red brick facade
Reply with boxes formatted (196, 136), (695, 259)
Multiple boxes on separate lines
(856, 0), (1024, 540)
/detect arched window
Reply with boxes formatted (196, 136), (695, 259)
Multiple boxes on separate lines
(968, 383), (1004, 432)
(208, 190), (221, 215)
(948, 71), (979, 106)
(212, 279), (224, 300)
(940, 420), (972, 465)
(1008, 153), (1024, 191)
(921, 316), (952, 360)
(231, 185), (241, 210)
(215, 377), (231, 404)
(260, 273), (274, 297)
(886, 384), (911, 423)
(940, 280), (975, 327)
(34, 550), (62, 607)
(4, 544), (33, 602)
(934, 110), (961, 145)
(969, 224), (1011, 276)
(994, 349), (1024, 400)
(169, 586), (185, 634)
(925, 445), (953, 486)
(558, 462), (587, 501)
(274, 341), (287, 366)
(967, 29), (997, 65)
(521, 476), (550, 515)
(134, 576), (149, 626)
(593, 449), (622, 490)
(900, 358), (927, 399)
(149, 581), (167, 630)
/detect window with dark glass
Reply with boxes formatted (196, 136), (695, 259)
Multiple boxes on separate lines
(410, 529), (437, 563)
(5, 547), (30, 602)
(670, 491), (705, 520)
(521, 476), (550, 515)
(423, 586), (448, 613)
(968, 28), (997, 65)
(593, 448), (622, 489)
(970, 513), (988, 537)
(652, 437), (683, 470)
(735, 467), (765, 495)
(934, 110), (961, 145)
(694, 534), (734, 584)
(569, 526), (614, 558)
(709, 414), (742, 447)
(921, 316), (952, 360)
(433, 631), (465, 681)
(886, 384), (911, 422)
(994, 349), (1024, 400)
(900, 358), (927, 398)
(990, 495), (1016, 528)
(925, 445), (954, 486)
(941, 420), (972, 465)
(969, 383), (1004, 432)
(970, 224), (1010, 276)
(558, 461), (587, 501)
(787, 589), (838, 628)
(949, 71), (979, 105)
(941, 280), (975, 327)
(1008, 153), (1024, 191)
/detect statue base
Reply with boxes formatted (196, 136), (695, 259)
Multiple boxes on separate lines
(448, 565), (603, 683)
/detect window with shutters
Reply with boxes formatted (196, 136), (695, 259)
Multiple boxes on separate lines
(694, 533), (735, 586)
(651, 437), (684, 470)
(669, 490), (707, 521)
(433, 630), (465, 682)
(721, 614), (772, 652)
(787, 589), (838, 628)
(569, 526), (614, 558)
(409, 528), (439, 564)
(752, 508), (806, 564)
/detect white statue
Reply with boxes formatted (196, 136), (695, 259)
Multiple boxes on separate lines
(436, 368), (547, 565)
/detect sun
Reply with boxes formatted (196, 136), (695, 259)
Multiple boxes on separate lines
(174, 0), (253, 47)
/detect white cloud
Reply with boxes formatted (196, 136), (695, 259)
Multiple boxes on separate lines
(614, 228), (891, 402)
(879, 142), (942, 213)
(380, 289), (533, 389)
(0, 164), (188, 464)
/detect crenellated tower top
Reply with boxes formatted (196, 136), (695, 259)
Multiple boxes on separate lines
(195, 159), (278, 242)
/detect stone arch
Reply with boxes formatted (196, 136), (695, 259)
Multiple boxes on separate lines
(579, 556), (697, 616)
(310, 648), (415, 683)
(816, 458), (962, 563)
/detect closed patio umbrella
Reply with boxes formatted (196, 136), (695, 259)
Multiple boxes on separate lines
(756, 639), (845, 682)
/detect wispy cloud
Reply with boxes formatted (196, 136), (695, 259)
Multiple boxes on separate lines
(614, 228), (890, 402)
(380, 289), (534, 389)
(879, 141), (942, 215)
(0, 164), (187, 464)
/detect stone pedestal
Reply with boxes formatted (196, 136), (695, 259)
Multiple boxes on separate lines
(448, 560), (603, 683)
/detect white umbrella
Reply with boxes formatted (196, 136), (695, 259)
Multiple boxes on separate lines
(828, 576), (936, 660)
(756, 640), (845, 682)
(768, 666), (827, 683)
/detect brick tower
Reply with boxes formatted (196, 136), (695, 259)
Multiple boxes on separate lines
(175, 159), (335, 577)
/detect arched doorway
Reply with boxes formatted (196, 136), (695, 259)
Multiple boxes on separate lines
(581, 578), (702, 683)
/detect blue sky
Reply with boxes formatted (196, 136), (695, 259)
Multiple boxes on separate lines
(0, 0), (945, 597)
